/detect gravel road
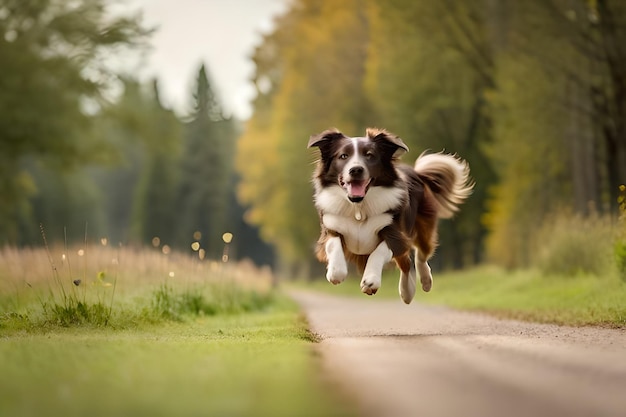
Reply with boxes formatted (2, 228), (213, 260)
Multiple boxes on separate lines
(290, 290), (626, 417)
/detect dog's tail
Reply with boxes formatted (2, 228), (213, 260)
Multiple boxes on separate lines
(414, 152), (474, 219)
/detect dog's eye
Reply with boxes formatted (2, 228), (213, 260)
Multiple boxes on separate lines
(338, 153), (348, 160)
(365, 151), (375, 159)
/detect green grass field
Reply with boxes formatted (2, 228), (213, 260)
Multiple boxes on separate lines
(0, 307), (354, 417)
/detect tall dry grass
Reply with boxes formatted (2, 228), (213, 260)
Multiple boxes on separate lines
(0, 243), (272, 296)
(0, 243), (275, 327)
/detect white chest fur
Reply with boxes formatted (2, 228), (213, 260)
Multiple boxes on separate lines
(315, 185), (405, 255)
(323, 212), (392, 254)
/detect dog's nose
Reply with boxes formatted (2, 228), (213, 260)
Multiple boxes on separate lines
(349, 166), (364, 177)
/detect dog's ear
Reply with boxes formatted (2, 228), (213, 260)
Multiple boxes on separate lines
(366, 128), (409, 157)
(308, 129), (346, 161)
(308, 129), (346, 148)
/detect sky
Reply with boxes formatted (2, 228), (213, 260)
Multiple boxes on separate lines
(122, 0), (289, 120)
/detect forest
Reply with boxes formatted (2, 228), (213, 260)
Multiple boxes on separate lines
(1, 0), (625, 276)
(237, 0), (626, 275)
(0, 0), (273, 266)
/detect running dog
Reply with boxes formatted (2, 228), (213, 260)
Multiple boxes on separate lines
(308, 128), (473, 304)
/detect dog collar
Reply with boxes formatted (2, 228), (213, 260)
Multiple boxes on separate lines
(355, 206), (363, 221)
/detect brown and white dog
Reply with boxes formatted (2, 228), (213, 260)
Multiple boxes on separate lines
(308, 128), (473, 304)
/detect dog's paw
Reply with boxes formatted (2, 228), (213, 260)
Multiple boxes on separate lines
(399, 269), (416, 304)
(326, 264), (347, 285)
(360, 273), (381, 295)
(417, 262), (432, 292)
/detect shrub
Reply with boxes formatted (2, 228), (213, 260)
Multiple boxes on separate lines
(534, 210), (615, 277)
(149, 283), (274, 321)
(42, 298), (111, 327)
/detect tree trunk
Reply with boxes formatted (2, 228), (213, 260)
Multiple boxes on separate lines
(597, 0), (626, 210)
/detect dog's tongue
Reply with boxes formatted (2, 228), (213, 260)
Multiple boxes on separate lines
(347, 181), (367, 198)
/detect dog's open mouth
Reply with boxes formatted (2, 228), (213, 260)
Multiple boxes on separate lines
(341, 179), (371, 203)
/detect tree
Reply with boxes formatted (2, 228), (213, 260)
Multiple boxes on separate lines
(130, 81), (182, 246)
(0, 0), (150, 243)
(590, 0), (626, 209)
(90, 80), (148, 245)
(483, 0), (626, 267)
(177, 64), (236, 258)
(364, 0), (494, 267)
(238, 0), (497, 271)
(239, 0), (626, 272)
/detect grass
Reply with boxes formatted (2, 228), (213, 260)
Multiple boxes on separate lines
(0, 305), (352, 417)
(300, 265), (626, 328)
(418, 266), (626, 327)
(0, 245), (356, 417)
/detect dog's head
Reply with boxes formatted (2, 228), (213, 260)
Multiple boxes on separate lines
(308, 128), (409, 203)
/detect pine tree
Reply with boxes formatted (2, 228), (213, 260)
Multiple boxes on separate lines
(131, 81), (182, 246)
(177, 65), (235, 258)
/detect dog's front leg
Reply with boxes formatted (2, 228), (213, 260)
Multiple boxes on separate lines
(361, 241), (392, 295)
(325, 236), (347, 285)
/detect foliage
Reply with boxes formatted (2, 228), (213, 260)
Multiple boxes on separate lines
(238, 0), (626, 271)
(150, 283), (275, 322)
(483, 45), (572, 267)
(238, 0), (493, 269)
(177, 65), (237, 257)
(484, 0), (626, 267)
(42, 298), (111, 327)
(533, 210), (615, 276)
(18, 164), (106, 243)
(364, 0), (494, 267)
(127, 80), (182, 245)
(0, 0), (150, 242)
(238, 0), (372, 266)
(0, 2), (265, 263)
(1, 56), (271, 263)
(4, 0), (626, 272)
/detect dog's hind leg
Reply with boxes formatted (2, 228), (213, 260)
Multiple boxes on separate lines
(325, 236), (348, 285)
(361, 241), (393, 295)
(414, 234), (434, 293)
(416, 250), (432, 292)
(397, 250), (416, 304)
(414, 213), (437, 292)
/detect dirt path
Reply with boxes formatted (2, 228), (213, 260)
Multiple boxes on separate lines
(290, 290), (626, 417)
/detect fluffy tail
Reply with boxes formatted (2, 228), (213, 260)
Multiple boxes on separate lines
(414, 152), (474, 219)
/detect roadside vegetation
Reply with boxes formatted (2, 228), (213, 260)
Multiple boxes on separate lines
(303, 266), (626, 328)
(0, 245), (354, 417)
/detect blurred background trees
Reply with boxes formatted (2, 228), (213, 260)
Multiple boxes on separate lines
(0, 0), (149, 241)
(238, 0), (626, 274)
(176, 65), (235, 259)
(0, 0), (272, 266)
(1, 0), (624, 275)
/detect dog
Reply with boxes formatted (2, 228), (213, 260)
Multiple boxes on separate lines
(308, 128), (473, 304)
